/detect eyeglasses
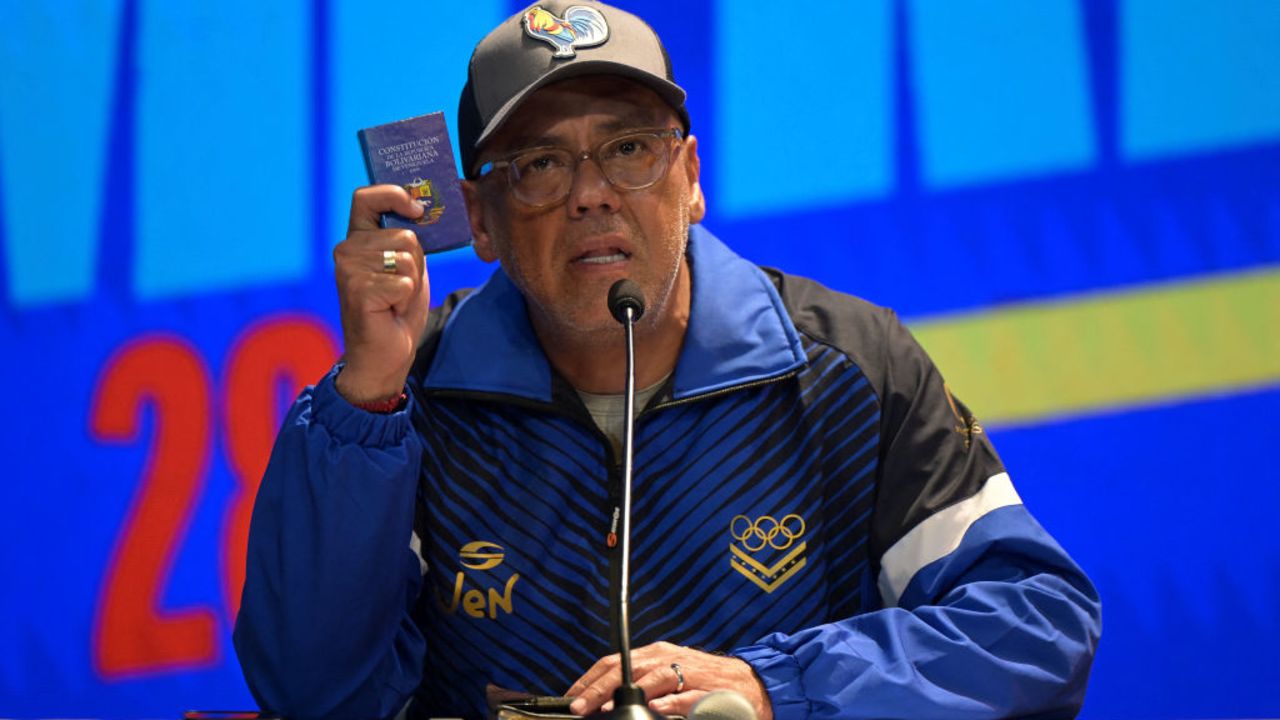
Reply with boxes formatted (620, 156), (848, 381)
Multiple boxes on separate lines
(476, 128), (684, 208)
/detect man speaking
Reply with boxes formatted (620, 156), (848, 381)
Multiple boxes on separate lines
(233, 2), (1102, 718)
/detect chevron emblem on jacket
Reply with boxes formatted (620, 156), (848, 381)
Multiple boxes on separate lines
(730, 542), (807, 593)
(729, 513), (808, 593)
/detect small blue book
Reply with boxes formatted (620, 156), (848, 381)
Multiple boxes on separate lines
(357, 112), (471, 254)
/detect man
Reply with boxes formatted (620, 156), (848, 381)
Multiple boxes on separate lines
(234, 2), (1101, 719)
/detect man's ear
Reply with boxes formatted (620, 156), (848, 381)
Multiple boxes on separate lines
(681, 134), (705, 224)
(461, 180), (498, 262)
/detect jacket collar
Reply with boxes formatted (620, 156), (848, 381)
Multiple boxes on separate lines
(423, 224), (806, 403)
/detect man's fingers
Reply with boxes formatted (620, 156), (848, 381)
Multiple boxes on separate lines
(569, 682), (616, 717)
(650, 690), (708, 717)
(569, 645), (772, 720)
(335, 230), (425, 293)
(352, 272), (416, 314)
(634, 661), (682, 701)
(378, 249), (421, 282)
(348, 184), (425, 232)
(567, 653), (620, 697)
(567, 654), (623, 716)
(601, 688), (713, 717)
(335, 227), (421, 262)
(568, 643), (686, 715)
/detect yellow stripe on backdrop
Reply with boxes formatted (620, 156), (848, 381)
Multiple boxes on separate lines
(908, 266), (1280, 426)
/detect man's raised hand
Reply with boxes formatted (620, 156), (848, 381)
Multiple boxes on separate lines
(333, 185), (430, 404)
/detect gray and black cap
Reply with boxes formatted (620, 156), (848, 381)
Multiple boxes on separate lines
(458, 0), (690, 178)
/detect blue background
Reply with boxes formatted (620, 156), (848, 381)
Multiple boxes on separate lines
(1, 1), (1278, 717)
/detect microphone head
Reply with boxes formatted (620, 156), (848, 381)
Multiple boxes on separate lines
(608, 279), (646, 324)
(689, 690), (758, 720)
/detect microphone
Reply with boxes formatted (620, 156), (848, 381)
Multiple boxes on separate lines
(688, 691), (758, 720)
(608, 278), (646, 324)
(592, 279), (658, 720)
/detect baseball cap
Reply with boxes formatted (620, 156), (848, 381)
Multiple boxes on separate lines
(457, 0), (690, 178)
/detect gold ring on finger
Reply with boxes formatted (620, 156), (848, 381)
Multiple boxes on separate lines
(382, 250), (397, 274)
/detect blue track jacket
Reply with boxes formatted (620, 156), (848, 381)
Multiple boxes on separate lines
(234, 226), (1101, 719)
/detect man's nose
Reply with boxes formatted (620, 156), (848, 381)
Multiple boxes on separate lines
(567, 154), (621, 216)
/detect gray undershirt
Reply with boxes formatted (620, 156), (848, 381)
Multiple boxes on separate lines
(576, 375), (670, 457)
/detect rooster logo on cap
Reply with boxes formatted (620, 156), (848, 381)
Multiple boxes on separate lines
(523, 5), (610, 58)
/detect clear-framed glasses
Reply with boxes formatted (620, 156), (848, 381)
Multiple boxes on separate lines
(477, 128), (684, 208)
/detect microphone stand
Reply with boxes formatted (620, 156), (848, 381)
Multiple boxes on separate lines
(593, 280), (661, 720)
(594, 281), (757, 720)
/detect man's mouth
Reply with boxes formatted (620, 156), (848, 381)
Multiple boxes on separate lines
(573, 248), (631, 265)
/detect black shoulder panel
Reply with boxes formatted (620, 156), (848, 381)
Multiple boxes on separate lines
(759, 267), (898, 394)
(764, 267), (1006, 571)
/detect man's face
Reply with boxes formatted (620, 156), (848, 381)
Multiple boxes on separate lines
(462, 76), (704, 343)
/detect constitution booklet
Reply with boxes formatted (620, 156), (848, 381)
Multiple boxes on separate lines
(357, 112), (471, 254)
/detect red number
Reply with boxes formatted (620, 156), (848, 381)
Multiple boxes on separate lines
(90, 336), (217, 677)
(90, 315), (338, 677)
(221, 316), (338, 619)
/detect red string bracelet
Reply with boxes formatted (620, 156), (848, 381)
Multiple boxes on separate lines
(351, 392), (407, 414)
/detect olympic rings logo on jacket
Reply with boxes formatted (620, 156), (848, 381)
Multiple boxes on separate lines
(730, 514), (806, 552)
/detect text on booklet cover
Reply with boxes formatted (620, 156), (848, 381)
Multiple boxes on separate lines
(358, 112), (471, 254)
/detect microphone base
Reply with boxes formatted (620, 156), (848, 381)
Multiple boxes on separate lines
(584, 685), (664, 720)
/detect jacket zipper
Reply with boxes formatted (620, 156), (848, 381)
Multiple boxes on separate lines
(602, 369), (797, 649)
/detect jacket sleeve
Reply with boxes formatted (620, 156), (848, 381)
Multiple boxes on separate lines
(732, 312), (1102, 719)
(233, 365), (427, 720)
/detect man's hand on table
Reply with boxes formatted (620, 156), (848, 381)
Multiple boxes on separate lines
(567, 641), (773, 719)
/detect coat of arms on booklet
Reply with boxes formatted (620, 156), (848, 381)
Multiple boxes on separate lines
(358, 112), (471, 254)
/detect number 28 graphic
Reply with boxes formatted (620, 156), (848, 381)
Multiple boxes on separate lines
(89, 316), (337, 678)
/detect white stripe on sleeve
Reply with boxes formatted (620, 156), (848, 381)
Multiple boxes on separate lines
(877, 472), (1022, 607)
(410, 530), (429, 576)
